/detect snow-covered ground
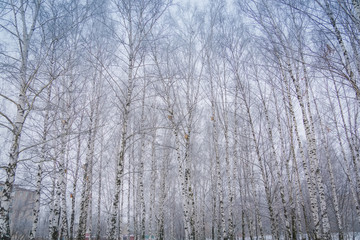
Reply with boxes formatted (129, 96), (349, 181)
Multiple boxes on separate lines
(205, 232), (360, 240)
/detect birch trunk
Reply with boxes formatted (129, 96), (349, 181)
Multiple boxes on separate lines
(149, 129), (157, 239)
(287, 61), (331, 239)
(153, 41), (196, 239)
(309, 81), (344, 239)
(352, 0), (360, 21)
(107, 115), (129, 239)
(166, 103), (196, 240)
(321, 0), (360, 100)
(70, 116), (84, 240)
(183, 45), (199, 240)
(138, 84), (147, 240)
(107, 39), (134, 239)
(173, 123), (192, 240)
(77, 99), (99, 240)
(49, 160), (61, 240)
(334, 81), (360, 204)
(329, 79), (360, 224)
(242, 129), (263, 240)
(276, 58), (320, 239)
(119, 169), (125, 238)
(212, 102), (225, 240)
(96, 135), (103, 240)
(29, 86), (52, 240)
(0, 57), (24, 237)
(184, 125), (196, 240)
(273, 86), (300, 240)
(232, 86), (240, 240)
(211, 149), (218, 240)
(127, 155), (131, 238)
(256, 77), (291, 239)
(247, 104), (278, 240)
(158, 132), (169, 240)
(249, 169), (265, 240)
(235, 77), (277, 240)
(58, 115), (70, 240)
(283, 89), (310, 240)
(221, 79), (234, 240)
(207, 58), (226, 240)
(0, 1), (41, 239)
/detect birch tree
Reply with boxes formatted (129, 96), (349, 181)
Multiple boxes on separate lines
(0, 1), (49, 239)
(29, 84), (52, 240)
(105, 1), (170, 238)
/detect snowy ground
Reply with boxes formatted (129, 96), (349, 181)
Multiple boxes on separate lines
(205, 232), (360, 240)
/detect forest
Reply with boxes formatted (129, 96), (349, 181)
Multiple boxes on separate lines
(0, 0), (360, 239)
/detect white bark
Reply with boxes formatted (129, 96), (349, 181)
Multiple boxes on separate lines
(288, 61), (331, 239)
(273, 86), (299, 239)
(70, 116), (84, 240)
(210, 86), (225, 240)
(321, 0), (360, 100)
(107, 109), (129, 239)
(233, 67), (274, 240)
(107, 1), (168, 236)
(107, 35), (134, 239)
(246, 101), (278, 240)
(149, 129), (157, 239)
(311, 83), (344, 239)
(256, 77), (290, 239)
(96, 132), (104, 240)
(138, 84), (147, 240)
(221, 81), (235, 240)
(278, 58), (320, 239)
(0, 1), (41, 239)
(77, 97), (99, 240)
(282, 84), (310, 240)
(330, 80), (360, 224)
(29, 86), (52, 240)
(158, 132), (169, 240)
(49, 160), (61, 240)
(58, 116), (70, 240)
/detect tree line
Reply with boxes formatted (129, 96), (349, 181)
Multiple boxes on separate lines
(0, 0), (359, 239)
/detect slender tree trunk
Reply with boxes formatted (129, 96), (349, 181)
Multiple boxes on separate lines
(209, 74), (226, 240)
(184, 123), (196, 240)
(70, 116), (84, 240)
(287, 61), (331, 239)
(49, 159), (61, 240)
(58, 115), (70, 240)
(236, 78), (277, 240)
(278, 59), (320, 239)
(119, 168), (125, 238)
(173, 123), (192, 240)
(285, 96), (310, 240)
(107, 46), (134, 239)
(256, 76), (291, 239)
(96, 134), (103, 240)
(149, 129), (157, 239)
(273, 86), (299, 240)
(138, 84), (147, 240)
(221, 80), (235, 240)
(158, 132), (169, 240)
(232, 86), (241, 240)
(250, 171), (265, 240)
(320, 0), (360, 100)
(29, 86), (52, 240)
(211, 149), (218, 240)
(0, 2), (41, 238)
(329, 79), (360, 224)
(77, 111), (96, 240)
(309, 80), (344, 240)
